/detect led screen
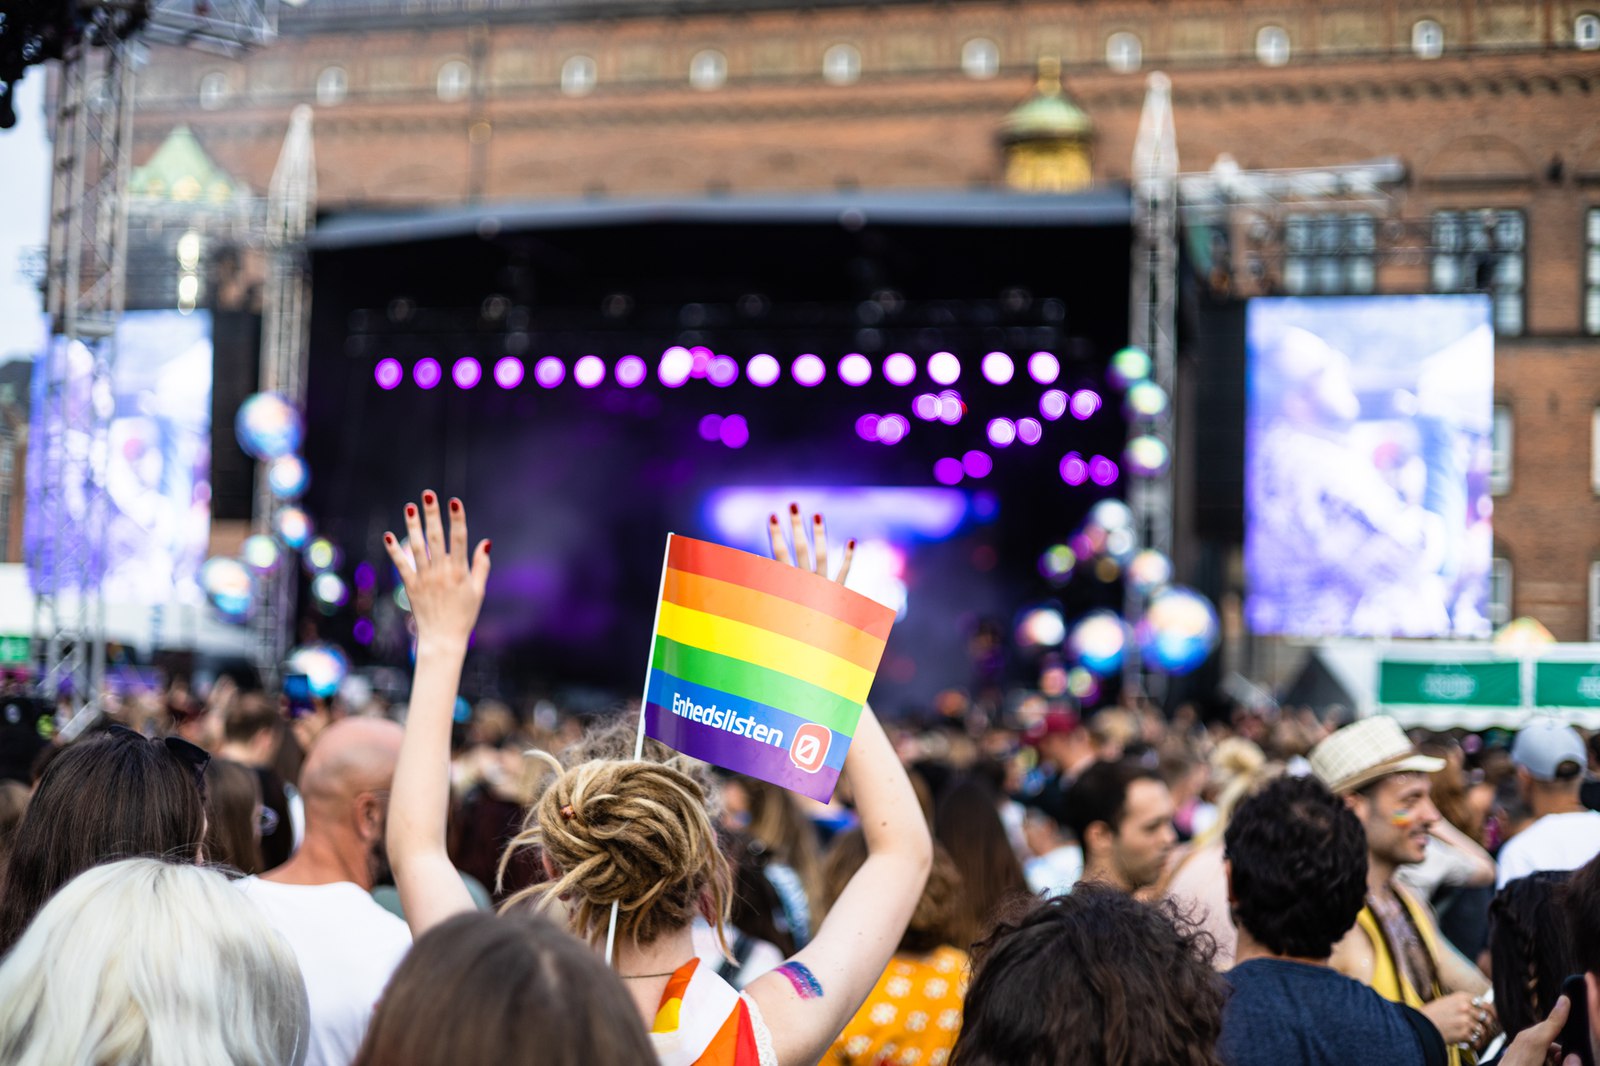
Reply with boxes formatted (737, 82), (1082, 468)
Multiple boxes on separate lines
(1244, 295), (1493, 638)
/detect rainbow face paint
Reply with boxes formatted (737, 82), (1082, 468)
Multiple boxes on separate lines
(1390, 809), (1419, 829)
(776, 961), (823, 1000)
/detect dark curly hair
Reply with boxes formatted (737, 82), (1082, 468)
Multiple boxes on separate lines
(1490, 871), (1577, 1040)
(1568, 854), (1600, 979)
(1224, 773), (1367, 960)
(950, 885), (1226, 1066)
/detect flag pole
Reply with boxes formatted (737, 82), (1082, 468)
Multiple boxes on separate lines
(605, 533), (675, 967)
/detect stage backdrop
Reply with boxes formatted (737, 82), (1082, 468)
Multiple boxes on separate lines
(1244, 295), (1493, 639)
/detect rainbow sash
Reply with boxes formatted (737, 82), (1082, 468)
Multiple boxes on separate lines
(650, 957), (762, 1066)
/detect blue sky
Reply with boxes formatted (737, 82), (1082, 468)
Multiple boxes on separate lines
(0, 75), (52, 366)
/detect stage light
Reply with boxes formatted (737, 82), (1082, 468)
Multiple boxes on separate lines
(698, 414), (725, 442)
(659, 346), (693, 387)
(235, 393), (305, 460)
(201, 557), (255, 621)
(306, 537), (340, 572)
(574, 355), (606, 389)
(839, 353), (872, 386)
(933, 457), (964, 485)
(912, 393), (940, 421)
(1089, 499), (1135, 534)
(1125, 380), (1169, 419)
(1088, 455), (1120, 486)
(274, 506), (313, 549)
(267, 455), (310, 500)
(986, 418), (1016, 448)
(928, 351), (960, 386)
(614, 355), (647, 388)
(1070, 389), (1101, 420)
(981, 351), (1014, 386)
(876, 414), (908, 445)
(1038, 543), (1077, 584)
(1017, 417), (1043, 445)
(708, 355), (739, 387)
(883, 352), (916, 386)
(1128, 549), (1173, 594)
(311, 572), (349, 613)
(493, 356), (525, 389)
(1040, 390), (1068, 420)
(856, 414), (882, 441)
(719, 414), (750, 449)
(285, 643), (349, 698)
(792, 354), (825, 387)
(1067, 666), (1099, 701)
(1015, 606), (1067, 649)
(353, 619), (376, 645)
(1125, 434), (1170, 476)
(1068, 610), (1129, 677)
(1028, 351), (1060, 385)
(689, 347), (714, 379)
(242, 534), (281, 573)
(742, 354), (777, 387)
(1137, 587), (1220, 674)
(938, 392), (963, 425)
(374, 359), (403, 390)
(1110, 346), (1152, 387)
(353, 561), (377, 592)
(962, 450), (992, 478)
(413, 358), (442, 390)
(1059, 452), (1089, 486)
(534, 356), (566, 388)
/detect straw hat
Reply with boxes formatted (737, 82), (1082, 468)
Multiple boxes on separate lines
(1309, 717), (1445, 795)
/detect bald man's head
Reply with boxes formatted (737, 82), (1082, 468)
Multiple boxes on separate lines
(299, 717), (404, 821)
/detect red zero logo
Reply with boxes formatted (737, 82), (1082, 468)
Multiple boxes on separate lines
(790, 723), (831, 774)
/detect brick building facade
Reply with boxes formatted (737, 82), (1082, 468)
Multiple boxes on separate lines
(125, 0), (1600, 638)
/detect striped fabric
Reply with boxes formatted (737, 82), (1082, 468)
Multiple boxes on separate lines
(644, 535), (896, 802)
(651, 958), (763, 1066)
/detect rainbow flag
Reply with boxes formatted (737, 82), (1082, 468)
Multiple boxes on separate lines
(643, 535), (896, 802)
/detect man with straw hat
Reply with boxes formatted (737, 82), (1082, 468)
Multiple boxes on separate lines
(1312, 717), (1496, 1064)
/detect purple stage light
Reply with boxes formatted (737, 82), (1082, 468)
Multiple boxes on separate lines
(353, 561), (377, 592)
(1060, 452), (1089, 486)
(913, 393), (940, 421)
(708, 355), (739, 387)
(659, 346), (694, 387)
(938, 392), (964, 425)
(413, 358), (442, 390)
(698, 414), (725, 441)
(747, 354), (780, 387)
(962, 450), (993, 478)
(1029, 351), (1061, 385)
(883, 352), (917, 386)
(719, 414), (750, 449)
(689, 346), (714, 379)
(1041, 389), (1068, 420)
(856, 414), (882, 441)
(353, 618), (375, 646)
(987, 418), (1017, 448)
(933, 457), (964, 485)
(615, 355), (647, 388)
(792, 354), (826, 387)
(534, 356), (566, 388)
(1017, 417), (1043, 445)
(1070, 389), (1102, 420)
(876, 414), (909, 445)
(1089, 455), (1120, 486)
(574, 355), (606, 388)
(928, 351), (961, 386)
(493, 356), (524, 389)
(452, 357), (482, 389)
(981, 351), (1014, 386)
(839, 353), (872, 386)
(374, 358), (403, 390)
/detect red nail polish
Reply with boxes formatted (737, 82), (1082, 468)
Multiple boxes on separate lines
(423, 491), (436, 506)
(384, 533), (395, 545)
(789, 503), (799, 515)
(483, 540), (492, 555)
(450, 499), (461, 512)
(813, 513), (821, 524)
(848, 539), (856, 549)
(406, 505), (417, 519)
(769, 515), (779, 524)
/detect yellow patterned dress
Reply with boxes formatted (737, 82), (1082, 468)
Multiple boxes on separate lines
(817, 945), (969, 1066)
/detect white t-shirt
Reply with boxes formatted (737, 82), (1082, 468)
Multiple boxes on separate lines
(236, 878), (413, 1066)
(1496, 810), (1600, 888)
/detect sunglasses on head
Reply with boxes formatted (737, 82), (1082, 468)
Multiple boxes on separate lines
(105, 724), (212, 796)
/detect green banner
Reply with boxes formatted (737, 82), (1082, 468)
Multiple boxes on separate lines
(0, 636), (28, 666)
(1535, 662), (1600, 707)
(1378, 660), (1521, 706)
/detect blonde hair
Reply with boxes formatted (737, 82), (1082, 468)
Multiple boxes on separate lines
(0, 858), (308, 1066)
(1192, 739), (1280, 850)
(500, 757), (731, 949)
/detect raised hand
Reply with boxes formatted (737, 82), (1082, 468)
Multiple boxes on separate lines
(767, 502), (855, 585)
(383, 490), (491, 653)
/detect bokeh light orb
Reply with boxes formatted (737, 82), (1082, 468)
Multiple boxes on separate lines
(987, 418), (1017, 448)
(1125, 435), (1171, 476)
(792, 353), (826, 387)
(1040, 390), (1068, 421)
(1015, 606), (1067, 649)
(266, 455), (310, 500)
(1089, 455), (1120, 486)
(574, 355), (607, 389)
(1038, 543), (1077, 584)
(659, 346), (694, 387)
(1016, 417), (1043, 446)
(1068, 610), (1129, 677)
(1059, 452), (1089, 486)
(285, 643), (349, 699)
(1127, 549), (1173, 595)
(235, 392), (304, 461)
(1138, 587), (1220, 674)
(374, 359), (403, 390)
(1104, 526), (1137, 563)
(938, 392), (964, 425)
(305, 537), (340, 573)
(493, 356), (524, 389)
(913, 393), (940, 421)
(883, 352), (917, 386)
(719, 414), (750, 449)
(855, 414), (881, 441)
(698, 414), (725, 442)
(242, 534), (282, 573)
(452, 357), (482, 389)
(201, 557), (255, 621)
(1110, 346), (1153, 387)
(274, 506), (312, 549)
(1070, 389), (1102, 420)
(707, 355), (739, 388)
(838, 353), (873, 386)
(746, 353), (780, 387)
(413, 358), (442, 390)
(981, 351), (1014, 386)
(534, 356), (566, 388)
(962, 450), (992, 478)
(311, 572), (349, 613)
(933, 457), (964, 485)
(1088, 499), (1135, 534)
(1125, 380), (1169, 420)
(876, 414), (909, 445)
(1067, 666), (1099, 701)
(1028, 351), (1060, 385)
(927, 351), (961, 386)
(614, 355), (647, 388)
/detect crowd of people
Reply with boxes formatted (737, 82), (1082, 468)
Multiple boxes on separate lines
(1, 493), (1599, 1065)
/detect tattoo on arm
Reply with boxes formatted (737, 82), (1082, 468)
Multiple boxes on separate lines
(776, 961), (824, 1000)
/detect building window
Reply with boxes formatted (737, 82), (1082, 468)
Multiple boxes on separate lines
(316, 66), (347, 106)
(561, 55), (597, 96)
(1412, 19), (1445, 59)
(1577, 14), (1600, 50)
(1587, 208), (1600, 335)
(1431, 209), (1526, 335)
(1106, 32), (1142, 73)
(689, 50), (726, 90)
(1256, 26), (1291, 66)
(961, 38), (1000, 79)
(1490, 556), (1512, 627)
(822, 44), (861, 85)
(198, 72), (229, 110)
(1491, 404), (1512, 495)
(437, 60), (471, 101)
(1282, 213), (1376, 295)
